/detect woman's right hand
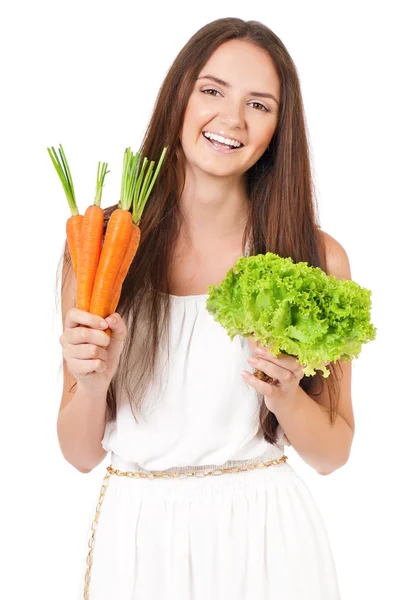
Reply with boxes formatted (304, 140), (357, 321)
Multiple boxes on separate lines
(59, 309), (128, 392)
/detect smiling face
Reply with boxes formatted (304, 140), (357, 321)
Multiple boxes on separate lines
(180, 39), (280, 179)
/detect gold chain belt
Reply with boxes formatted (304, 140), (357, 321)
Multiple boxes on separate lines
(83, 454), (288, 598)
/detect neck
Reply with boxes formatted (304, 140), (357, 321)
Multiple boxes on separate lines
(179, 168), (250, 245)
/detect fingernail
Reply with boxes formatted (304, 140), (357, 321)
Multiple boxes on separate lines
(241, 370), (250, 378)
(248, 356), (258, 365)
(100, 321), (108, 328)
(108, 317), (116, 325)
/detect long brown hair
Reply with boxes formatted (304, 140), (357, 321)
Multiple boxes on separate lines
(57, 17), (341, 445)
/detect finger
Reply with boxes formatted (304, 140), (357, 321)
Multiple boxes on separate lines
(241, 370), (277, 396)
(69, 326), (111, 348)
(65, 344), (108, 362)
(67, 357), (107, 375)
(248, 335), (272, 354)
(104, 313), (127, 342)
(66, 308), (109, 332)
(254, 347), (301, 374)
(248, 355), (294, 383)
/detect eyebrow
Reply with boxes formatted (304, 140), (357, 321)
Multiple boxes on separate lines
(197, 74), (279, 105)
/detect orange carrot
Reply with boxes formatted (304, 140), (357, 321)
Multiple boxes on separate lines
(66, 214), (83, 276)
(49, 144), (167, 339)
(76, 205), (104, 312)
(74, 160), (109, 311)
(108, 223), (141, 314)
(89, 147), (167, 337)
(48, 145), (110, 299)
(89, 209), (132, 319)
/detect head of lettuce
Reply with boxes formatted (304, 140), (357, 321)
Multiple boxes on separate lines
(205, 252), (377, 378)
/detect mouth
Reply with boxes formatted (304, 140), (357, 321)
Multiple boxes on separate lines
(202, 131), (244, 153)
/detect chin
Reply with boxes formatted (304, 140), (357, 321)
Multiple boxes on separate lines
(194, 157), (245, 178)
(201, 166), (242, 178)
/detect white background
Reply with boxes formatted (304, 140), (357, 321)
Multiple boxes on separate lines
(1, 1), (396, 598)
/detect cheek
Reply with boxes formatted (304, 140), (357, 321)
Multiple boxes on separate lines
(182, 94), (214, 135)
(248, 109), (277, 136)
(251, 123), (271, 145)
(247, 124), (274, 160)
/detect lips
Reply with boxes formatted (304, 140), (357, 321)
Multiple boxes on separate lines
(201, 132), (243, 151)
(202, 129), (244, 149)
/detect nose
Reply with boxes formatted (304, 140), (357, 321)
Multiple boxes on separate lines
(219, 98), (245, 130)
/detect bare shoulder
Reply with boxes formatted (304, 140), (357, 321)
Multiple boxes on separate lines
(319, 229), (352, 281)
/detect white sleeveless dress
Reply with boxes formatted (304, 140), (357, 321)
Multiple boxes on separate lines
(76, 262), (341, 599)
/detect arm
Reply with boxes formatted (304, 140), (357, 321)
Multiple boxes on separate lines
(273, 378), (353, 475)
(57, 381), (108, 473)
(57, 246), (108, 473)
(274, 231), (355, 475)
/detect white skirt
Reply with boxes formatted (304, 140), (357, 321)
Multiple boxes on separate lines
(76, 451), (341, 599)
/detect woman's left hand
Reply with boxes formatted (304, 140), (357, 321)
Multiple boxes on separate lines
(241, 336), (307, 415)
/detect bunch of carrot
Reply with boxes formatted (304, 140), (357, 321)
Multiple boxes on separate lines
(48, 144), (167, 336)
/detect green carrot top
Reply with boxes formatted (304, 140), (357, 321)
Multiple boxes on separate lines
(119, 146), (167, 225)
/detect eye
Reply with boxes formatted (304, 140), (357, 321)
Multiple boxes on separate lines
(202, 88), (221, 97)
(202, 89), (271, 113)
(249, 102), (271, 113)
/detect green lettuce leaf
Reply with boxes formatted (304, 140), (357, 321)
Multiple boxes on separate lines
(206, 252), (377, 377)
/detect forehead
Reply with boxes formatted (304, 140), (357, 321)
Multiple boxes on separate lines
(199, 40), (280, 96)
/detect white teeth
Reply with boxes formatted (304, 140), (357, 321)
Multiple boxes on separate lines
(203, 132), (242, 148)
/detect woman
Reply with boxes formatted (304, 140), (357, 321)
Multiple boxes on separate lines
(58, 17), (354, 600)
